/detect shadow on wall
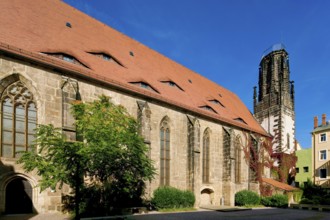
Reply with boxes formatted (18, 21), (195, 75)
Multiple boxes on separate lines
(0, 159), (38, 216)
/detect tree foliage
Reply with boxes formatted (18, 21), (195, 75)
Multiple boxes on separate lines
(18, 95), (155, 217)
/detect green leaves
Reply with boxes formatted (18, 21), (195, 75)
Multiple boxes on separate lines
(18, 95), (155, 215)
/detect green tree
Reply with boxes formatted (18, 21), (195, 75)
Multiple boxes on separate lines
(18, 95), (155, 218)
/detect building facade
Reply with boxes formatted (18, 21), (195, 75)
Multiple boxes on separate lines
(295, 148), (312, 187)
(312, 114), (330, 188)
(0, 0), (269, 214)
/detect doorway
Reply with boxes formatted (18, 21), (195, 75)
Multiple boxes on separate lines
(5, 177), (33, 214)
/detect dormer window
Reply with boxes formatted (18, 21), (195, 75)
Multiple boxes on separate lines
(130, 81), (158, 93)
(200, 105), (217, 113)
(209, 99), (225, 107)
(234, 117), (247, 124)
(161, 81), (184, 91)
(41, 52), (89, 68)
(88, 52), (124, 67)
(63, 55), (74, 63)
(102, 54), (111, 61)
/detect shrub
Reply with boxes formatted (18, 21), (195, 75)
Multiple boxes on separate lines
(300, 198), (314, 204)
(321, 196), (330, 205)
(151, 186), (195, 209)
(261, 194), (288, 208)
(269, 194), (288, 208)
(260, 197), (272, 206)
(235, 190), (260, 206)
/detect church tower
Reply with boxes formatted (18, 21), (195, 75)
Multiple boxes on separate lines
(253, 44), (295, 154)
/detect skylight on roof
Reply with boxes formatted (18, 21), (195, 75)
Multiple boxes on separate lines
(66, 22), (72, 28)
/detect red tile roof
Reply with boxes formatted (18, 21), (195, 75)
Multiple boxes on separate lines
(0, 0), (268, 136)
(262, 178), (299, 192)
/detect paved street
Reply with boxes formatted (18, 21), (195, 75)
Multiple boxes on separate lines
(1, 208), (329, 220)
(128, 208), (329, 220)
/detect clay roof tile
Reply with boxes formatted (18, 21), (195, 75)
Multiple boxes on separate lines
(0, 0), (269, 136)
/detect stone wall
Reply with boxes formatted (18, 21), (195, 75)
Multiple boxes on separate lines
(0, 55), (258, 213)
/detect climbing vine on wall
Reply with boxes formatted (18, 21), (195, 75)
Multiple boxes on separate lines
(240, 132), (297, 196)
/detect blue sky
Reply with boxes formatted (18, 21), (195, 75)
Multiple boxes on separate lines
(64, 0), (330, 148)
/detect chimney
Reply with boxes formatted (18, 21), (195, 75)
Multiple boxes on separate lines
(314, 116), (318, 129)
(322, 114), (326, 126)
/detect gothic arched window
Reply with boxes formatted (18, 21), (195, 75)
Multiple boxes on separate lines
(61, 78), (80, 141)
(1, 81), (37, 158)
(223, 128), (231, 181)
(249, 136), (258, 182)
(202, 128), (210, 183)
(160, 117), (170, 186)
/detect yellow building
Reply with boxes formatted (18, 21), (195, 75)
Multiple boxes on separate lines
(312, 114), (330, 188)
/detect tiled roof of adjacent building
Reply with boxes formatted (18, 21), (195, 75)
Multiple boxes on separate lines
(262, 178), (299, 192)
(0, 0), (268, 136)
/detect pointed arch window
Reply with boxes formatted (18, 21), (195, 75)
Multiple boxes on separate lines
(202, 128), (210, 183)
(160, 117), (170, 186)
(223, 127), (231, 181)
(61, 78), (80, 141)
(249, 136), (258, 182)
(1, 81), (37, 158)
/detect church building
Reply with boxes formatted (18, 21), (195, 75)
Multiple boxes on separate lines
(0, 0), (269, 214)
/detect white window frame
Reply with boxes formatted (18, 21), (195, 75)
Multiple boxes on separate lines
(320, 150), (327, 161)
(320, 133), (327, 142)
(319, 168), (327, 179)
